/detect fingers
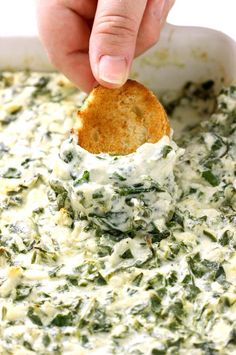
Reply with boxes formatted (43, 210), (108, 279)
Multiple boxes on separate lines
(37, 0), (175, 92)
(135, 0), (175, 57)
(37, 0), (96, 92)
(89, 0), (148, 88)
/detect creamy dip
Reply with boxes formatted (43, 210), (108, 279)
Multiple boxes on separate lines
(51, 134), (183, 239)
(0, 72), (235, 355)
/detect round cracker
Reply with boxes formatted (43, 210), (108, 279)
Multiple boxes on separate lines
(77, 79), (170, 155)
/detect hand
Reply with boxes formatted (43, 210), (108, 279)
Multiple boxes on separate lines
(37, 0), (175, 92)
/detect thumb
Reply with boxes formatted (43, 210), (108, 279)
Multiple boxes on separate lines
(89, 0), (148, 88)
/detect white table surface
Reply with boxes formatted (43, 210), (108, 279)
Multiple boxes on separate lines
(0, 0), (235, 40)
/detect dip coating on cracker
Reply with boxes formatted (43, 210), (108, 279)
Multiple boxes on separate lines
(77, 79), (170, 154)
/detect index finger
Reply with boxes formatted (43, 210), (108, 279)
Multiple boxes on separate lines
(37, 0), (97, 92)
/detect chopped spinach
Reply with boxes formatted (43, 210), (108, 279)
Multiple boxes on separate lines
(27, 307), (43, 326)
(112, 172), (127, 181)
(203, 230), (217, 242)
(74, 170), (90, 186)
(23, 341), (34, 351)
(2, 167), (21, 179)
(202, 170), (220, 186)
(162, 145), (173, 158)
(194, 341), (217, 355)
(132, 273), (143, 286)
(15, 285), (32, 301)
(149, 224), (170, 243)
(219, 230), (232, 246)
(61, 150), (74, 163)
(35, 76), (50, 89)
(50, 313), (73, 327)
(120, 248), (134, 259)
(228, 329), (236, 345)
(118, 182), (164, 196)
(42, 334), (51, 347)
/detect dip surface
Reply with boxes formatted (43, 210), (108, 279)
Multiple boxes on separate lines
(0, 73), (235, 355)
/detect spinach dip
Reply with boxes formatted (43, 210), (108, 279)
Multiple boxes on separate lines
(0, 72), (235, 355)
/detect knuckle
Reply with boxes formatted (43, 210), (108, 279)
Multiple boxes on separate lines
(94, 14), (138, 42)
(145, 30), (159, 48)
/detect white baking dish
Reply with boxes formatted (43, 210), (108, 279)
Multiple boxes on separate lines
(0, 23), (235, 355)
(0, 24), (236, 93)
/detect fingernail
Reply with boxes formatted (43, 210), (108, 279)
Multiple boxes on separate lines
(98, 55), (128, 85)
